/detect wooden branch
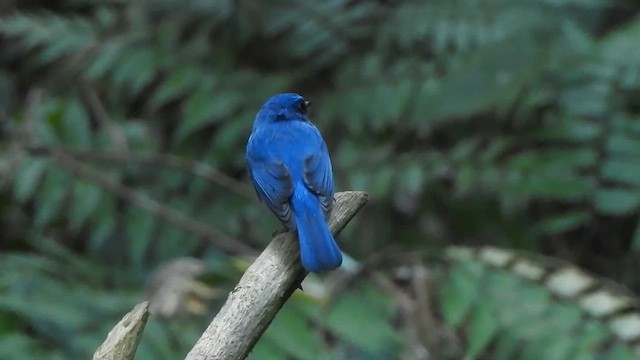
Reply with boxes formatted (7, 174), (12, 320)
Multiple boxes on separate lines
(184, 191), (369, 360)
(93, 301), (150, 360)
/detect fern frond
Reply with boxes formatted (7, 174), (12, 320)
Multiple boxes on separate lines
(599, 16), (640, 89)
(443, 246), (640, 358)
(0, 12), (96, 64)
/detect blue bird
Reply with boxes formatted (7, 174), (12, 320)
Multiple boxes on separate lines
(246, 93), (342, 272)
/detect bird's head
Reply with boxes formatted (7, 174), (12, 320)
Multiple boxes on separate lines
(259, 93), (311, 122)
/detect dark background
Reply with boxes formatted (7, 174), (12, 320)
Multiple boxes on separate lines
(1, 0), (640, 359)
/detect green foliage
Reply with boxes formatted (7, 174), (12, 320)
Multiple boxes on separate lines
(252, 286), (399, 359)
(1, 0), (640, 358)
(0, 239), (137, 358)
(441, 247), (640, 359)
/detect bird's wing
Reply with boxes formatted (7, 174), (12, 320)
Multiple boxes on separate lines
(247, 158), (295, 228)
(303, 142), (334, 219)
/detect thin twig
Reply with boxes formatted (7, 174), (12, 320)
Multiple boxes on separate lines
(410, 265), (439, 360)
(24, 144), (256, 200)
(1, 89), (43, 187)
(47, 149), (257, 255)
(82, 85), (129, 154)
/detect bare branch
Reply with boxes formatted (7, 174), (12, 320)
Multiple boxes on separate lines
(93, 301), (150, 360)
(24, 144), (255, 200)
(184, 191), (368, 360)
(83, 85), (129, 154)
(1, 89), (42, 187)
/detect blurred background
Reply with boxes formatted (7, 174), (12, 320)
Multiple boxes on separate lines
(1, 0), (640, 359)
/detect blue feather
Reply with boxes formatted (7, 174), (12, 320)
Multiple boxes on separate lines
(246, 93), (342, 272)
(292, 184), (342, 272)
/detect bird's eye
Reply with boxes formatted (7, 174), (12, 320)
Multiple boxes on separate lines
(298, 99), (311, 114)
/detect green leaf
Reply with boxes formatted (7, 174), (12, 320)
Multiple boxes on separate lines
(68, 180), (102, 230)
(531, 117), (601, 143)
(569, 320), (610, 359)
(0, 334), (66, 360)
(467, 300), (499, 358)
(606, 134), (640, 156)
(324, 290), (398, 355)
(440, 261), (483, 327)
(151, 67), (201, 108)
(212, 114), (252, 150)
(532, 305), (582, 359)
(249, 338), (286, 360)
(600, 15), (640, 72)
(371, 165), (394, 197)
(411, 34), (545, 122)
(85, 40), (125, 79)
(111, 47), (157, 93)
(601, 159), (640, 187)
(600, 344), (636, 360)
(88, 194), (117, 253)
(505, 175), (593, 201)
(34, 165), (71, 228)
(399, 163), (425, 193)
(13, 157), (48, 203)
(493, 330), (523, 360)
(126, 206), (157, 267)
(594, 188), (640, 216)
(560, 81), (611, 117)
(507, 148), (597, 172)
(37, 100), (65, 144)
(61, 99), (92, 148)
(260, 306), (319, 360)
(174, 89), (243, 142)
(135, 318), (179, 360)
(537, 211), (591, 234)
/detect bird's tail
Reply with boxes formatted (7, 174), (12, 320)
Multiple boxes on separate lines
(291, 187), (342, 272)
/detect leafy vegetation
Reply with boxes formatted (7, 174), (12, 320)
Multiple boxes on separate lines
(1, 0), (640, 358)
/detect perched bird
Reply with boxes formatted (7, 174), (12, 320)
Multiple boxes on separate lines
(246, 93), (342, 272)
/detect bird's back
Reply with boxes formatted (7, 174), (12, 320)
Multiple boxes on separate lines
(249, 119), (324, 182)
